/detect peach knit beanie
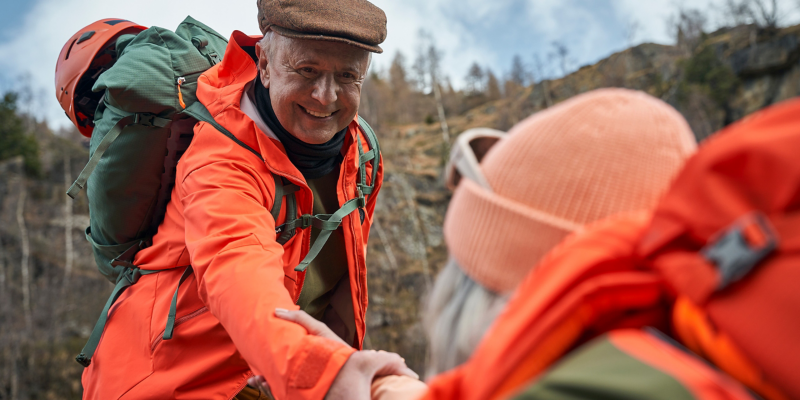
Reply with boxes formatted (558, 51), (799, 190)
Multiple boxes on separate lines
(444, 88), (697, 293)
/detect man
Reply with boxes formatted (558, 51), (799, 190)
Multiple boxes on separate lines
(81, 1), (417, 399)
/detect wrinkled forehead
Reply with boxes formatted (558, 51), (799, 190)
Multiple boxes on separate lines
(269, 33), (371, 72)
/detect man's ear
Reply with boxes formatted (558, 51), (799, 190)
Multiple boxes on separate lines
(255, 41), (270, 89)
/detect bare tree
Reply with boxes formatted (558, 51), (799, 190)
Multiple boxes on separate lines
(62, 151), (74, 294)
(388, 51), (412, 124)
(509, 54), (532, 86)
(465, 62), (485, 94)
(624, 18), (641, 47)
(668, 7), (708, 52)
(532, 54), (553, 108)
(485, 69), (502, 101)
(16, 173), (32, 334)
(415, 30), (451, 146)
(720, 0), (754, 25)
(549, 41), (573, 77)
(389, 51), (410, 92)
(751, 0), (780, 27)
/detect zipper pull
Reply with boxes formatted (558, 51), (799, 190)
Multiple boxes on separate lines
(177, 77), (187, 109)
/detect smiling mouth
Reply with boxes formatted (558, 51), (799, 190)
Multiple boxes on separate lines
(300, 105), (337, 118)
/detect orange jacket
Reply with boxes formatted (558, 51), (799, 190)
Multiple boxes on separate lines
(422, 213), (753, 400)
(81, 31), (383, 400)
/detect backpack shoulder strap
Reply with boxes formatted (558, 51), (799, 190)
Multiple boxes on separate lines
(67, 110), (171, 199)
(357, 116), (380, 156)
(182, 101), (264, 162)
(183, 102), (307, 247)
(356, 116), (380, 197)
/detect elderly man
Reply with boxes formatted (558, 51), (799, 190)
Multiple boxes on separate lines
(80, 1), (417, 399)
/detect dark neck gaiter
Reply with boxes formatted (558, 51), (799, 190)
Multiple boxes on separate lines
(253, 78), (345, 180)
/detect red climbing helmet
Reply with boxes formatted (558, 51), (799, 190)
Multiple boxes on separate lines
(55, 19), (146, 137)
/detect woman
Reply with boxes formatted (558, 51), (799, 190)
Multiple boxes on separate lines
(425, 87), (696, 376)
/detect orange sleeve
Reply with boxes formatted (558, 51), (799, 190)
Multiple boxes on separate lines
(419, 367), (466, 400)
(179, 159), (354, 400)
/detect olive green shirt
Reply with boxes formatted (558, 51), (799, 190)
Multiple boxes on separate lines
(295, 165), (356, 345)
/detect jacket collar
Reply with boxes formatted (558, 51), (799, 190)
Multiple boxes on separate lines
(197, 31), (363, 186)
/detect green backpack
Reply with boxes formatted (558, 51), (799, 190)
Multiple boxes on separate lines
(68, 16), (380, 367)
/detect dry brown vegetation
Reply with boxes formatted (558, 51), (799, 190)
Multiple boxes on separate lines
(2, 12), (800, 397)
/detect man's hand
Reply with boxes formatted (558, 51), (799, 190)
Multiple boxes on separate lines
(326, 350), (419, 400)
(274, 308), (347, 345)
(247, 309), (419, 398)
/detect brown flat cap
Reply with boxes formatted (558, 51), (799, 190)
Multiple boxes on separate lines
(257, 0), (387, 53)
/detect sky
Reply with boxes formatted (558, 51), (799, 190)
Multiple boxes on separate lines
(1, 0), (799, 130)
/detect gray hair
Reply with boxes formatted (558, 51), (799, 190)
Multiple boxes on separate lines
(258, 30), (276, 59)
(423, 258), (509, 378)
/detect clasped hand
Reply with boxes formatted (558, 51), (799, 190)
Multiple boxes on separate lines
(247, 309), (424, 400)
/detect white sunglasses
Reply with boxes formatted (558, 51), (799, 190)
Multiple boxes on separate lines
(445, 128), (506, 192)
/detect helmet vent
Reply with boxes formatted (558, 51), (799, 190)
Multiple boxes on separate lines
(104, 19), (130, 26)
(77, 31), (96, 44)
(64, 38), (77, 60)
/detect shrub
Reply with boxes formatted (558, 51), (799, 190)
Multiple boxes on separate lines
(0, 92), (41, 177)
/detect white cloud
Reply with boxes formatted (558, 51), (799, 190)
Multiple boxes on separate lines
(2, 0), (798, 130)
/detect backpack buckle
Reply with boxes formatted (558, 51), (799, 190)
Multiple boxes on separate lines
(356, 187), (366, 208)
(301, 214), (312, 229)
(702, 212), (778, 290)
(117, 267), (142, 286)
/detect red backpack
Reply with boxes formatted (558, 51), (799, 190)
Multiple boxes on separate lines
(423, 97), (800, 400)
(641, 96), (800, 400)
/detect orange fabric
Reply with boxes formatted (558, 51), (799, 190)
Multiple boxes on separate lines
(81, 31), (383, 400)
(673, 298), (789, 400)
(423, 98), (800, 400)
(641, 97), (800, 399)
(607, 330), (755, 400)
(423, 212), (667, 400)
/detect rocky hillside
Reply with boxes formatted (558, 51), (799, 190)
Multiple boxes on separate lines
(362, 22), (800, 376)
(0, 23), (798, 398)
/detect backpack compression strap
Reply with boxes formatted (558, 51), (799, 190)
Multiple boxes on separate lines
(75, 266), (161, 367)
(67, 112), (171, 199)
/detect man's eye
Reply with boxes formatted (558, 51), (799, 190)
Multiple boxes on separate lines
(298, 67), (316, 76)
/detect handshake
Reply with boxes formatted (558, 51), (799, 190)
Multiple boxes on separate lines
(246, 309), (427, 400)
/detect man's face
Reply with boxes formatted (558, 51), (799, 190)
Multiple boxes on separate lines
(257, 34), (370, 144)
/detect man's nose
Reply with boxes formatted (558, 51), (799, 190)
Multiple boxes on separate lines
(311, 75), (338, 106)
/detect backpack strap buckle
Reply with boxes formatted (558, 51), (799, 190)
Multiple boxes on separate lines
(118, 266), (142, 286)
(356, 187), (366, 208)
(702, 212), (778, 290)
(132, 113), (170, 128)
